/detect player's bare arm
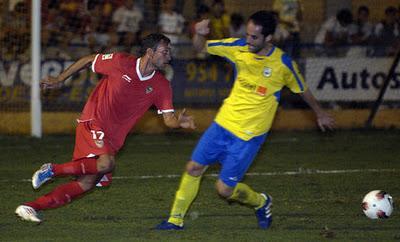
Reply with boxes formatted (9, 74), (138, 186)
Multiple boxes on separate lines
(300, 89), (335, 132)
(163, 109), (196, 129)
(193, 19), (210, 52)
(41, 54), (98, 90)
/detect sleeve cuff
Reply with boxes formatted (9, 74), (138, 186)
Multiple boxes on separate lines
(91, 54), (100, 73)
(157, 109), (175, 115)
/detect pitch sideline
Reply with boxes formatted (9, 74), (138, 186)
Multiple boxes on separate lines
(12, 168), (397, 183)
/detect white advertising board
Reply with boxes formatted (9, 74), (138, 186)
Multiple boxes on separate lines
(305, 58), (400, 101)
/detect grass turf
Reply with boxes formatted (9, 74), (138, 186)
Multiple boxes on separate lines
(1, 130), (399, 241)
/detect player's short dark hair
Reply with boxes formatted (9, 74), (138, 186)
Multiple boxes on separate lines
(139, 33), (171, 56)
(248, 11), (277, 37)
(197, 3), (210, 16)
(212, 0), (224, 7)
(358, 5), (369, 15)
(231, 13), (244, 26)
(385, 6), (397, 15)
(336, 9), (353, 25)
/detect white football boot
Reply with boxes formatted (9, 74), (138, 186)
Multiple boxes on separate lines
(15, 205), (41, 223)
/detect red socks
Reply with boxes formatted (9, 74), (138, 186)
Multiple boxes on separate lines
(53, 158), (98, 176)
(25, 181), (85, 210)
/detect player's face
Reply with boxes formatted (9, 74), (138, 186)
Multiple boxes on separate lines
(152, 42), (172, 69)
(246, 20), (268, 54)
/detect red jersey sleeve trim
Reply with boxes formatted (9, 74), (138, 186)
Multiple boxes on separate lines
(92, 54), (100, 73)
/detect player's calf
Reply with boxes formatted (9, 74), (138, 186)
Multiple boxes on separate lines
(215, 180), (234, 198)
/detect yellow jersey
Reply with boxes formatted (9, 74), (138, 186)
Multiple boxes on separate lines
(207, 38), (307, 140)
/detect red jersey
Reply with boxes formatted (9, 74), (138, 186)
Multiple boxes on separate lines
(78, 52), (174, 152)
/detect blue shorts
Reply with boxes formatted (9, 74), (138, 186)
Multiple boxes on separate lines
(191, 122), (267, 187)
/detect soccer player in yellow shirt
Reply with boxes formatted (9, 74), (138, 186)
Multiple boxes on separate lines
(156, 11), (335, 230)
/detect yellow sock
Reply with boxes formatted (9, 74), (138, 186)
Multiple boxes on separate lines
(168, 172), (201, 226)
(228, 183), (265, 209)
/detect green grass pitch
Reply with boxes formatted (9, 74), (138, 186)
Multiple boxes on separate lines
(1, 130), (399, 241)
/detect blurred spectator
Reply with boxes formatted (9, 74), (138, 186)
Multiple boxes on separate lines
(209, 0), (230, 39)
(43, 1), (72, 47)
(189, 4), (210, 38)
(314, 8), (353, 56)
(349, 5), (373, 45)
(2, 1), (30, 61)
(273, 0), (302, 58)
(398, 5), (400, 24)
(229, 13), (246, 38)
(373, 6), (400, 56)
(0, 1), (6, 37)
(85, 2), (115, 52)
(112, 0), (143, 47)
(271, 11), (290, 49)
(158, 0), (185, 45)
(60, 0), (87, 42)
(42, 29), (72, 60)
(59, 0), (80, 13)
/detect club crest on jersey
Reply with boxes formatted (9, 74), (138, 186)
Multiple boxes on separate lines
(145, 86), (153, 94)
(263, 67), (272, 77)
(94, 139), (104, 148)
(102, 53), (113, 60)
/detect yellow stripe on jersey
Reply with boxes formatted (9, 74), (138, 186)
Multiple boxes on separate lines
(207, 38), (307, 140)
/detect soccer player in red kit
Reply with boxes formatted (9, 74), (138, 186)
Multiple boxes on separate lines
(15, 34), (195, 223)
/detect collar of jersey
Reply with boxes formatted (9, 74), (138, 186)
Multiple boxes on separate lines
(266, 46), (275, 56)
(136, 58), (156, 81)
(250, 46), (276, 60)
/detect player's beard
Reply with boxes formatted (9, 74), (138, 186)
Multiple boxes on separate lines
(248, 44), (263, 54)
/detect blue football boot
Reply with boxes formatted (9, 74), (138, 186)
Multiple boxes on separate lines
(255, 193), (272, 229)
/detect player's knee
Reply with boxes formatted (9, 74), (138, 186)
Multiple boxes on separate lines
(185, 160), (205, 177)
(215, 180), (233, 198)
(97, 155), (115, 173)
(77, 176), (98, 191)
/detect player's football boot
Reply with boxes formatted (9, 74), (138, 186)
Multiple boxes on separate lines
(96, 173), (112, 187)
(154, 220), (184, 230)
(32, 163), (54, 189)
(255, 193), (272, 229)
(15, 205), (41, 223)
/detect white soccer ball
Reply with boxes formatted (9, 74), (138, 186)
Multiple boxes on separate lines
(362, 190), (394, 219)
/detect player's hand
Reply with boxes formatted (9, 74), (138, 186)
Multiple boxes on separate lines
(178, 108), (196, 129)
(40, 76), (63, 90)
(316, 111), (335, 132)
(195, 19), (210, 36)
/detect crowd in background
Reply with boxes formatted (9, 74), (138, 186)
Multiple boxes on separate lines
(0, 0), (399, 61)
(314, 5), (400, 57)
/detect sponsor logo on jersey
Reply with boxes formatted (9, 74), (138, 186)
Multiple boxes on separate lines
(238, 79), (267, 96)
(256, 86), (267, 96)
(238, 78), (256, 91)
(263, 67), (272, 77)
(122, 74), (132, 82)
(145, 86), (153, 94)
(102, 53), (113, 60)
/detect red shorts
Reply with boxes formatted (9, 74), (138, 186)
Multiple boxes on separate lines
(73, 121), (114, 187)
(72, 121), (115, 161)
